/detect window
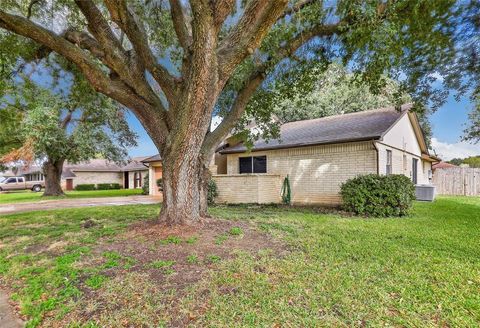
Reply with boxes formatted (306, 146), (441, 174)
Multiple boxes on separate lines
(5, 177), (17, 184)
(239, 156), (267, 174)
(412, 158), (418, 184)
(134, 172), (142, 188)
(386, 150), (392, 175)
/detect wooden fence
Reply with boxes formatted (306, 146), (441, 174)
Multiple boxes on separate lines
(432, 167), (480, 196)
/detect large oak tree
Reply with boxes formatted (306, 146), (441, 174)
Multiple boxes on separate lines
(0, 0), (466, 224)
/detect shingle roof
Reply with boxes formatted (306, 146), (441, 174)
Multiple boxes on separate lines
(141, 154), (162, 163)
(432, 162), (457, 170)
(220, 105), (411, 154)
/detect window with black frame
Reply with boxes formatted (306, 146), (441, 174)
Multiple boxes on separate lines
(239, 156), (267, 174)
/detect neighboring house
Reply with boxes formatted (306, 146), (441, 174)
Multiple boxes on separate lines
(432, 161), (457, 170)
(4, 157), (149, 190)
(140, 105), (441, 205)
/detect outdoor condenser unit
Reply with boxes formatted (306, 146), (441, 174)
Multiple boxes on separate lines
(415, 184), (436, 201)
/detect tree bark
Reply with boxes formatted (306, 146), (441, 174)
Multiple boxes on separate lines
(42, 158), (65, 196)
(159, 150), (211, 225)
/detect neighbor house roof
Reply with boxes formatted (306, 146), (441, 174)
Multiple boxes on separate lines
(220, 104), (412, 154)
(432, 161), (457, 170)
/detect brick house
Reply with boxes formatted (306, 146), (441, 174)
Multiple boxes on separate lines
(143, 105), (440, 205)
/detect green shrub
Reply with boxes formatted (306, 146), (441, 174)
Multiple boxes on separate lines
(156, 178), (163, 191)
(96, 183), (112, 190)
(142, 173), (149, 195)
(96, 183), (121, 190)
(110, 183), (121, 190)
(340, 174), (415, 217)
(75, 184), (96, 191)
(207, 179), (218, 205)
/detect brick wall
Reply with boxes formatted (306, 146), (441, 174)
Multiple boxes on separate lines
(72, 171), (123, 187)
(224, 141), (377, 205)
(213, 174), (282, 204)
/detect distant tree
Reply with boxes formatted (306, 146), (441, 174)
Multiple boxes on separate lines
(1, 76), (137, 196)
(449, 156), (480, 168)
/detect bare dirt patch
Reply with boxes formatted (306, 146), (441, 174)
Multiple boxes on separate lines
(54, 217), (287, 327)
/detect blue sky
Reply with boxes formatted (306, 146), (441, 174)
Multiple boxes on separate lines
(127, 94), (480, 161)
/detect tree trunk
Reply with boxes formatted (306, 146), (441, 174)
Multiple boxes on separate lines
(43, 159), (65, 196)
(159, 150), (211, 225)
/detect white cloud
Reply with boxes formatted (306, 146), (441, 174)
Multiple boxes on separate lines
(431, 138), (480, 160)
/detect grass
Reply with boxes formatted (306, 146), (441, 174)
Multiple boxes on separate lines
(0, 188), (143, 204)
(0, 196), (479, 327)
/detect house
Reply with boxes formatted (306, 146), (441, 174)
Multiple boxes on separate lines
(4, 157), (149, 190)
(143, 105), (440, 205)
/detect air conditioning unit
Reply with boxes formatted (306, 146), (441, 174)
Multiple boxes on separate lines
(415, 184), (436, 201)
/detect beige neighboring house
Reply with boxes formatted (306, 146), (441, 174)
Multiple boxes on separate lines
(142, 105), (440, 205)
(4, 157), (149, 190)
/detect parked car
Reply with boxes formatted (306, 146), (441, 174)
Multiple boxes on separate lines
(0, 176), (45, 192)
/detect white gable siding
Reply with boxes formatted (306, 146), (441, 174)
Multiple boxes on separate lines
(376, 114), (432, 184)
(382, 114), (422, 156)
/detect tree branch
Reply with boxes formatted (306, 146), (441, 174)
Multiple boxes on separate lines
(0, 10), (170, 142)
(217, 0), (289, 82)
(211, 0), (236, 30)
(276, 0), (317, 21)
(104, 0), (178, 104)
(169, 0), (192, 50)
(204, 20), (344, 152)
(202, 69), (265, 154)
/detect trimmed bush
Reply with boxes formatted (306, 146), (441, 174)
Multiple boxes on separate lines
(96, 183), (121, 190)
(75, 184), (96, 191)
(340, 174), (415, 217)
(96, 183), (112, 190)
(207, 179), (218, 205)
(110, 183), (121, 190)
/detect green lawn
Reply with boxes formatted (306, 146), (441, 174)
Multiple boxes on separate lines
(0, 188), (143, 204)
(0, 196), (478, 327)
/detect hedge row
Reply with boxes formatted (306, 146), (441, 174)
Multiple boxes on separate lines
(75, 183), (121, 191)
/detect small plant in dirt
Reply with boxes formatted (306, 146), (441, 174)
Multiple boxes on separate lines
(85, 274), (108, 289)
(187, 254), (199, 264)
(207, 255), (221, 264)
(101, 251), (122, 269)
(229, 227), (243, 236)
(149, 260), (175, 269)
(185, 236), (198, 244)
(340, 174), (416, 217)
(215, 234), (228, 245)
(160, 236), (182, 245)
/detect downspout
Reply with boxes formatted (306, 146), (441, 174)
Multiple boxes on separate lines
(372, 141), (380, 175)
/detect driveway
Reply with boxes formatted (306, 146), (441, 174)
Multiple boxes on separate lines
(0, 195), (161, 215)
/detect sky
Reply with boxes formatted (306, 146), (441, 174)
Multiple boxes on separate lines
(127, 94), (480, 161)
